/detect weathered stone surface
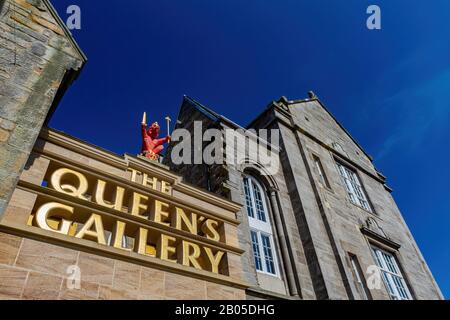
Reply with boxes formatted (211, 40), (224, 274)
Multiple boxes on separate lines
(0, 0), (85, 221)
(0, 265), (28, 299)
(0, 232), (22, 265)
(22, 271), (62, 300)
(164, 272), (207, 300)
(77, 252), (115, 287)
(112, 261), (141, 291)
(59, 281), (99, 300)
(139, 268), (165, 297)
(15, 238), (78, 276)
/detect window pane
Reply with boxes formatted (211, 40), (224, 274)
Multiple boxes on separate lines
(372, 247), (412, 300)
(382, 252), (397, 273)
(392, 275), (409, 299)
(261, 234), (276, 274)
(251, 231), (263, 271)
(382, 272), (397, 298)
(243, 178), (255, 218)
(252, 181), (267, 222)
(337, 163), (372, 212)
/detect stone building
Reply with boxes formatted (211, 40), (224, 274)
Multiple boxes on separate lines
(163, 95), (443, 300)
(0, 0), (443, 300)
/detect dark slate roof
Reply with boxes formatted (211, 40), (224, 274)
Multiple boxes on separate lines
(182, 95), (243, 129)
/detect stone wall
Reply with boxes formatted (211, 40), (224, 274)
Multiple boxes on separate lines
(0, 0), (85, 219)
(0, 232), (245, 300)
(277, 97), (443, 299)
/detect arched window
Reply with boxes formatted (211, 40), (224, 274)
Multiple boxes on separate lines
(243, 175), (279, 276)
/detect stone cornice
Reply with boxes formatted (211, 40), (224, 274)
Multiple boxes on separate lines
(38, 128), (242, 215)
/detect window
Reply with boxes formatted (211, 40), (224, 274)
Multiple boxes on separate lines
(250, 231), (263, 271)
(313, 155), (330, 188)
(371, 246), (412, 300)
(349, 254), (371, 300)
(336, 162), (372, 212)
(243, 175), (279, 276)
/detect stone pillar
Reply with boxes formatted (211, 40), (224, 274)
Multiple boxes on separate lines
(268, 188), (300, 297)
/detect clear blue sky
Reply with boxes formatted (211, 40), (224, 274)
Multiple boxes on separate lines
(51, 0), (449, 298)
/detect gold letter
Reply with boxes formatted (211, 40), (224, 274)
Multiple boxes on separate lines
(129, 192), (148, 219)
(161, 180), (171, 194)
(75, 213), (106, 245)
(172, 207), (197, 235)
(142, 173), (157, 190)
(201, 219), (220, 241)
(112, 221), (130, 251)
(35, 202), (74, 235)
(127, 168), (140, 183)
(135, 228), (156, 257)
(151, 200), (171, 226)
(204, 247), (224, 274)
(179, 240), (202, 270)
(95, 179), (125, 211)
(50, 168), (88, 200)
(157, 234), (177, 263)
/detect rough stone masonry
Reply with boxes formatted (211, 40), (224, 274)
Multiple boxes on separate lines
(0, 0), (86, 218)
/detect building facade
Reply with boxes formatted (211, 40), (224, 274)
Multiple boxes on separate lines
(163, 95), (444, 300)
(0, 0), (443, 300)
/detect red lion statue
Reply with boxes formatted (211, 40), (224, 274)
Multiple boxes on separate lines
(141, 115), (171, 160)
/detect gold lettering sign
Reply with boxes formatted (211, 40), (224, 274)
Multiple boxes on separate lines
(29, 166), (227, 274)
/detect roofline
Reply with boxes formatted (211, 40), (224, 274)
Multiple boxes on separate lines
(183, 95), (243, 130)
(181, 95), (278, 150)
(246, 95), (374, 163)
(43, 0), (87, 63)
(307, 97), (374, 162)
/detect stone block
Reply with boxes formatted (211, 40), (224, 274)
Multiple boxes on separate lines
(15, 238), (78, 276)
(22, 271), (62, 300)
(113, 261), (140, 291)
(0, 232), (22, 265)
(139, 267), (165, 297)
(164, 272), (206, 300)
(98, 286), (137, 300)
(206, 282), (236, 300)
(77, 252), (114, 287)
(0, 265), (27, 299)
(59, 280), (99, 300)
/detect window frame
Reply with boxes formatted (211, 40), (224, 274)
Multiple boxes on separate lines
(312, 154), (331, 189)
(243, 175), (280, 277)
(370, 246), (413, 300)
(335, 160), (373, 213)
(348, 253), (372, 300)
